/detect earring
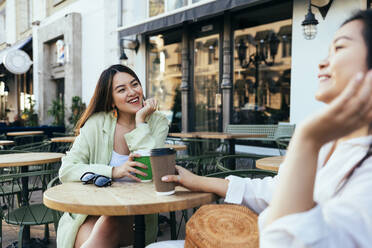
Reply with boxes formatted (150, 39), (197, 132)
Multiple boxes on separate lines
(112, 107), (118, 118)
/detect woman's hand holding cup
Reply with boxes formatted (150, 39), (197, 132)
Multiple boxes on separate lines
(161, 165), (203, 192)
(112, 153), (148, 182)
(135, 98), (158, 125)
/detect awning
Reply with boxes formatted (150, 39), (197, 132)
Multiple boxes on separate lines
(119, 0), (270, 37)
(0, 36), (32, 64)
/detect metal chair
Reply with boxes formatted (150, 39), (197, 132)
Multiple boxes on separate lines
(13, 134), (48, 146)
(0, 163), (60, 248)
(206, 169), (277, 179)
(273, 123), (295, 155)
(216, 154), (269, 171)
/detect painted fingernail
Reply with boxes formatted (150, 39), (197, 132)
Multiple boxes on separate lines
(162, 176), (168, 181)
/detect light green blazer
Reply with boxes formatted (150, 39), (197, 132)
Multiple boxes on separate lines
(57, 111), (169, 248)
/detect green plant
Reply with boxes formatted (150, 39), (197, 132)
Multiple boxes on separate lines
(21, 97), (38, 126)
(48, 95), (65, 126)
(69, 96), (86, 129)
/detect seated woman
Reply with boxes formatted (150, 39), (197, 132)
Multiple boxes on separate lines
(57, 64), (169, 248)
(148, 9), (372, 248)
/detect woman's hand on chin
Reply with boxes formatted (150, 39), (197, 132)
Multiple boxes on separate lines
(135, 98), (158, 126)
(301, 70), (372, 147)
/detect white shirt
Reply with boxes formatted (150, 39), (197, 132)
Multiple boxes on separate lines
(225, 135), (372, 248)
(109, 150), (135, 182)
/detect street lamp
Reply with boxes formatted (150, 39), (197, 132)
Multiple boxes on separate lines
(119, 36), (140, 61)
(302, 0), (334, 40)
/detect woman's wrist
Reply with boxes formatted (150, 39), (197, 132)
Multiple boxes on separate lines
(112, 167), (121, 179)
(135, 116), (145, 126)
(295, 122), (325, 151)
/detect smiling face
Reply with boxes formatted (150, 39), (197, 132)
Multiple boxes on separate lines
(112, 72), (144, 115)
(315, 20), (368, 104)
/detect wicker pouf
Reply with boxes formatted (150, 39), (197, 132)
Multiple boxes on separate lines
(185, 204), (258, 248)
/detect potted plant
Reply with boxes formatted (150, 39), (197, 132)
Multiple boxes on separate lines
(47, 95), (65, 126)
(68, 96), (86, 129)
(22, 96), (39, 126)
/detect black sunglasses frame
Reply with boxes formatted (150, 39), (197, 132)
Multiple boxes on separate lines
(80, 172), (112, 187)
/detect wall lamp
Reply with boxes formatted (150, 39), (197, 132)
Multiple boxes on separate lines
(120, 36), (140, 60)
(302, 0), (334, 40)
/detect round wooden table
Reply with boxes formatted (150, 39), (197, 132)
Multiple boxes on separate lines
(255, 156), (284, 172)
(0, 152), (64, 246)
(50, 136), (75, 143)
(44, 181), (215, 216)
(6, 131), (44, 136)
(164, 144), (187, 151)
(0, 152), (65, 167)
(44, 181), (216, 247)
(0, 140), (14, 146)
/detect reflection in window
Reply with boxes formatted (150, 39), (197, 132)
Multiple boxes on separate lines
(149, 0), (165, 17)
(148, 35), (182, 132)
(233, 19), (292, 124)
(193, 34), (220, 132)
(167, 0), (187, 11)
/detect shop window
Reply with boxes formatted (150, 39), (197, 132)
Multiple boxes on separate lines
(0, 81), (9, 121)
(27, 0), (33, 29)
(0, 7), (5, 44)
(149, 0), (165, 17)
(233, 19), (292, 124)
(147, 33), (182, 132)
(193, 34), (220, 132)
(167, 0), (187, 11)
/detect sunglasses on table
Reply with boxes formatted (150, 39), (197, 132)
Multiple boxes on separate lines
(80, 172), (112, 187)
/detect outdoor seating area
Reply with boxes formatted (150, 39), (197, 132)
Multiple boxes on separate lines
(0, 125), (284, 248)
(2, 0), (372, 247)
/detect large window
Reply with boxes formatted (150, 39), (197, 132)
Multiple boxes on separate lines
(233, 19), (292, 124)
(147, 33), (182, 132)
(149, 0), (209, 17)
(0, 5), (5, 44)
(121, 0), (213, 28)
(193, 33), (220, 132)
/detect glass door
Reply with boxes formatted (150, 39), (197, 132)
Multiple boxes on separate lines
(193, 33), (221, 132)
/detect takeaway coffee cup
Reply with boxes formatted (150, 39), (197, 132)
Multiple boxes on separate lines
(150, 148), (177, 195)
(133, 150), (152, 182)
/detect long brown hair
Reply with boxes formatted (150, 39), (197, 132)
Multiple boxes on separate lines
(335, 9), (372, 193)
(75, 64), (141, 135)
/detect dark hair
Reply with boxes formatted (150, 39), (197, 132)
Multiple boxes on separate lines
(336, 9), (372, 193)
(75, 64), (141, 135)
(342, 9), (372, 69)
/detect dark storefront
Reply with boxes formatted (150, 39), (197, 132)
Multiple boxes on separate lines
(120, 0), (293, 133)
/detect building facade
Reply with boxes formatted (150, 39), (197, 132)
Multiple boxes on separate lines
(119, 0), (369, 132)
(0, 0), (370, 129)
(0, 0), (120, 126)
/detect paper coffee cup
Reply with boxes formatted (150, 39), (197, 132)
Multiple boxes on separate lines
(150, 148), (176, 195)
(133, 150), (152, 182)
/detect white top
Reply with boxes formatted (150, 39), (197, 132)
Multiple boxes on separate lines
(109, 150), (129, 167)
(225, 135), (372, 248)
(109, 150), (135, 182)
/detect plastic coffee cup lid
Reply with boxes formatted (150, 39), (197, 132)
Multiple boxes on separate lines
(150, 148), (176, 156)
(134, 149), (151, 156)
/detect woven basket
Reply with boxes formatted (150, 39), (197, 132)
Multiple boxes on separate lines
(185, 204), (258, 248)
